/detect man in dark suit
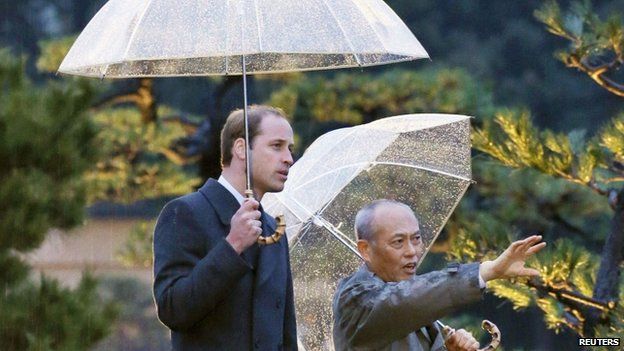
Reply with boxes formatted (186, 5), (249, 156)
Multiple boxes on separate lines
(153, 105), (297, 350)
(333, 199), (546, 351)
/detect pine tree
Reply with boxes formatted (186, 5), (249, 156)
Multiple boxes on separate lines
(0, 48), (116, 350)
(38, 37), (200, 205)
(469, 0), (624, 338)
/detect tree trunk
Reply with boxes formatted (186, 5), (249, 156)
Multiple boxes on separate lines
(584, 186), (624, 336)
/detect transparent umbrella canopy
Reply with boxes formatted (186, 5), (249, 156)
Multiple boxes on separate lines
(58, 0), (429, 78)
(262, 114), (473, 350)
(58, 0), (430, 239)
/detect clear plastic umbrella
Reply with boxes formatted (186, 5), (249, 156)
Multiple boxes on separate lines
(58, 0), (429, 238)
(262, 114), (473, 350)
(58, 0), (428, 78)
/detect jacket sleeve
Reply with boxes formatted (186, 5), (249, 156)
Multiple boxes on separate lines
(152, 199), (251, 331)
(283, 237), (299, 350)
(335, 263), (483, 350)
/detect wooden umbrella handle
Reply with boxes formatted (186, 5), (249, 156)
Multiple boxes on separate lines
(257, 214), (286, 245)
(245, 191), (285, 245)
(478, 320), (501, 351)
(441, 320), (501, 351)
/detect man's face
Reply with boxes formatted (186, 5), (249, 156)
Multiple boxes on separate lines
(360, 204), (424, 282)
(250, 114), (294, 197)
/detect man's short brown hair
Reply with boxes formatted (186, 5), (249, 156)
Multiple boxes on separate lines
(220, 105), (288, 167)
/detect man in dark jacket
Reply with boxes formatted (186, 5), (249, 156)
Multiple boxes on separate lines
(153, 105), (298, 350)
(333, 199), (546, 351)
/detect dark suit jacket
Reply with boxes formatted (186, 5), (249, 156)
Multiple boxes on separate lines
(153, 178), (297, 350)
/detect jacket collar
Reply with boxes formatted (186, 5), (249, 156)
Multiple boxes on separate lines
(198, 177), (278, 237)
(198, 178), (240, 225)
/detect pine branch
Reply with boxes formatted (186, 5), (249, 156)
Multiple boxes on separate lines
(473, 110), (602, 192)
(564, 54), (624, 97)
(528, 277), (617, 336)
(161, 115), (201, 134)
(92, 78), (157, 123)
(536, 1), (624, 97)
(529, 277), (614, 312)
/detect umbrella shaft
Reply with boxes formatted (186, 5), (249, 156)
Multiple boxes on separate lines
(242, 55), (253, 197)
(239, 4), (252, 198)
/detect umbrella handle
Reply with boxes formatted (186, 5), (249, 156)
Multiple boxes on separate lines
(440, 320), (501, 351)
(257, 214), (286, 245)
(245, 191), (285, 245)
(245, 189), (286, 246)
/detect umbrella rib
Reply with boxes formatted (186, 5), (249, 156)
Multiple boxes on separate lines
(292, 127), (388, 190)
(286, 196), (362, 259)
(348, 0), (389, 54)
(319, 0), (362, 66)
(273, 194), (362, 258)
(375, 161), (473, 181)
(121, 0), (155, 64)
(253, 0), (263, 51)
(288, 221), (312, 251)
(272, 193), (310, 223)
(315, 216), (363, 259)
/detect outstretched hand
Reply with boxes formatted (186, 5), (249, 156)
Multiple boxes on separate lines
(479, 235), (546, 282)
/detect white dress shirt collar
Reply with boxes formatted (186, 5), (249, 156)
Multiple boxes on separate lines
(218, 175), (245, 205)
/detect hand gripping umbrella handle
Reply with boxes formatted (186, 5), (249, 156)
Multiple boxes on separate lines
(246, 190), (286, 245)
(439, 320), (501, 351)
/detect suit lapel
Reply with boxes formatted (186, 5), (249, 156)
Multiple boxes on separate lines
(199, 178), (286, 274)
(198, 178), (240, 227)
(199, 178), (259, 265)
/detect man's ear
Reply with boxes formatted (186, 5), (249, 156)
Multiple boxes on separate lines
(233, 138), (246, 160)
(357, 239), (371, 262)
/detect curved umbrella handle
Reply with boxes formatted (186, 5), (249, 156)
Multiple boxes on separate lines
(257, 214), (286, 245)
(439, 319), (501, 351)
(478, 320), (501, 351)
(244, 190), (285, 245)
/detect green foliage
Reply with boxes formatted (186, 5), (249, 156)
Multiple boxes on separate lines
(489, 280), (535, 310)
(0, 47), (98, 249)
(0, 275), (117, 351)
(535, 239), (595, 288)
(115, 221), (154, 268)
(469, 2), (624, 335)
(535, 296), (568, 332)
(535, 0), (623, 60)
(84, 107), (200, 203)
(37, 36), (77, 73)
(535, 1), (624, 97)
(446, 210), (512, 263)
(0, 48), (116, 349)
(597, 112), (624, 161)
(594, 297), (624, 346)
(472, 109), (620, 187)
(448, 158), (614, 334)
(452, 160), (610, 245)
(268, 68), (496, 149)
